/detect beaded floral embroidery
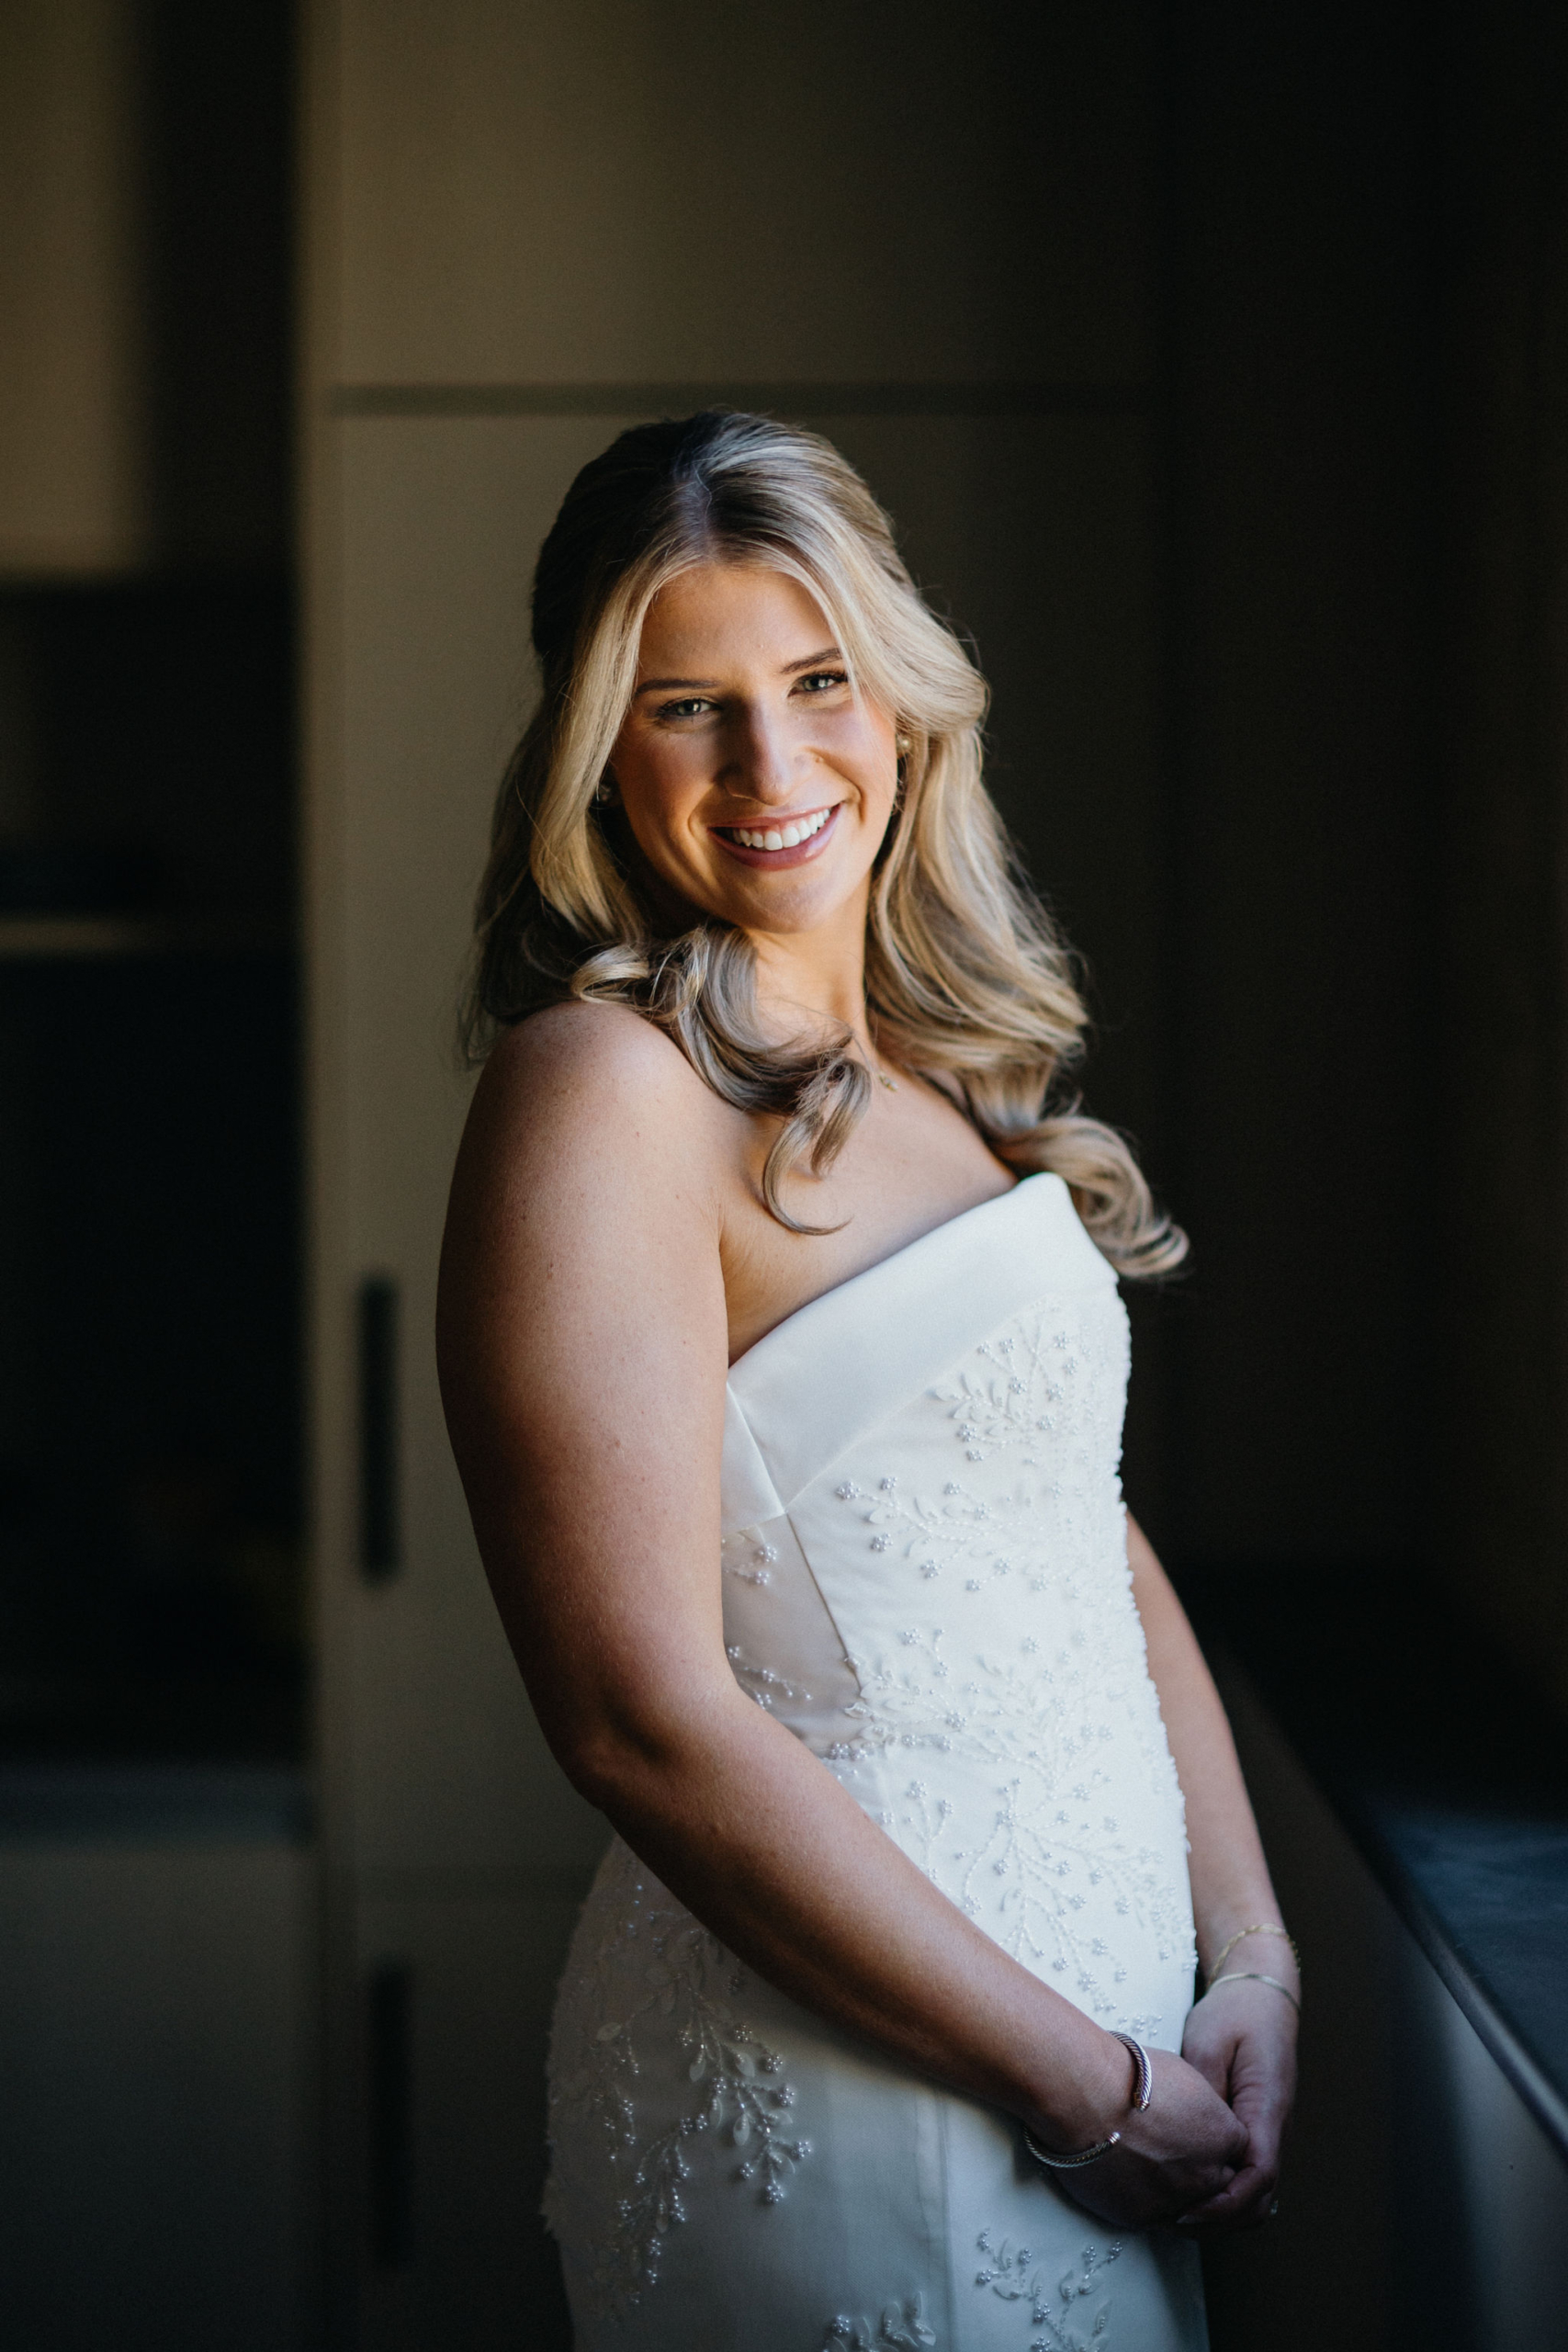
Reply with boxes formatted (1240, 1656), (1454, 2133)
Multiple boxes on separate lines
(546, 1842), (811, 2321)
(820, 2293), (938, 2349)
(974, 2229), (1122, 2350)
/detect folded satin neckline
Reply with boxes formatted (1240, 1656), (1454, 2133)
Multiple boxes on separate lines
(722, 1173), (1114, 1527)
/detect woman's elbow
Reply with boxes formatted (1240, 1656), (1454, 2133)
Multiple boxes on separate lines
(554, 1721), (641, 1813)
(543, 1681), (728, 1816)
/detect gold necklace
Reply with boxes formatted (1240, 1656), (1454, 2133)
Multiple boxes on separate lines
(863, 1034), (898, 1091)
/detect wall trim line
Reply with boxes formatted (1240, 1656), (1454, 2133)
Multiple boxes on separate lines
(326, 380), (1150, 422)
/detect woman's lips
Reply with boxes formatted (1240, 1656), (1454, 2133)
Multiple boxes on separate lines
(710, 802), (842, 870)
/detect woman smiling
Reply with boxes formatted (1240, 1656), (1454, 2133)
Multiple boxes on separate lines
(437, 411), (1297, 2348)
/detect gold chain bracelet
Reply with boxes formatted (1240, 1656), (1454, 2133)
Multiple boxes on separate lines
(1205, 1922), (1301, 1986)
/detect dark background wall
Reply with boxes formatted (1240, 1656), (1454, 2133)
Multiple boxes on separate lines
(1438, 0), (1568, 1706)
(0, 0), (301, 1762)
(1152, 0), (1438, 1577)
(1117, 0), (1568, 1719)
(144, 0), (294, 570)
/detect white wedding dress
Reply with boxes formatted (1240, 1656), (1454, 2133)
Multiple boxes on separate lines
(545, 1174), (1206, 2350)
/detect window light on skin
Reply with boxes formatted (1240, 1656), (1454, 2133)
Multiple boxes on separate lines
(605, 564), (900, 1050)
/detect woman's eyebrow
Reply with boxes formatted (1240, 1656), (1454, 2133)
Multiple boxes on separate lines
(633, 646), (843, 695)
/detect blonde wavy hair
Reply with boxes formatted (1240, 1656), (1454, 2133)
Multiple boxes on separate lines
(466, 410), (1184, 1274)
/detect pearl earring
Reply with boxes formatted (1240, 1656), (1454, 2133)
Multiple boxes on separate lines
(896, 731), (912, 756)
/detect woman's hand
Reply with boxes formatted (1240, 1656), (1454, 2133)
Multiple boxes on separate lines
(1049, 2045), (1250, 2232)
(1174, 1976), (1298, 2232)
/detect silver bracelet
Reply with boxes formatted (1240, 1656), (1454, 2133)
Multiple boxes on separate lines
(1204, 1970), (1301, 2016)
(1024, 2030), (1153, 2171)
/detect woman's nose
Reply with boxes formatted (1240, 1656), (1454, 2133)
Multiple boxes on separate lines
(723, 705), (799, 807)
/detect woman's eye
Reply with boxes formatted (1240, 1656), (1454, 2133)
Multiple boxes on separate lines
(657, 696), (714, 721)
(796, 669), (849, 696)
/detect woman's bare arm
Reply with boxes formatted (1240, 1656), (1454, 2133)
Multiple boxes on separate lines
(436, 1006), (1247, 2227)
(1128, 1517), (1299, 2228)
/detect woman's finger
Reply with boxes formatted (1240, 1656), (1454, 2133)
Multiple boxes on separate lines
(1175, 2104), (1283, 2228)
(1176, 2156), (1280, 2233)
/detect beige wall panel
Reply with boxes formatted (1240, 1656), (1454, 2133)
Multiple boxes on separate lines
(330, 408), (1157, 1871)
(334, 413), (641, 1877)
(328, 0), (1153, 390)
(354, 1891), (580, 2349)
(0, 0), (150, 573)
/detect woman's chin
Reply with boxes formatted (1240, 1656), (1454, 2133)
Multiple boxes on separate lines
(716, 871), (868, 941)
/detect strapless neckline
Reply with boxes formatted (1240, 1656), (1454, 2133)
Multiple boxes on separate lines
(724, 1171), (1115, 1524)
(729, 1170), (1057, 1377)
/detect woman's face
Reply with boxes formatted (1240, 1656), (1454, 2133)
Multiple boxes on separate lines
(606, 563), (899, 941)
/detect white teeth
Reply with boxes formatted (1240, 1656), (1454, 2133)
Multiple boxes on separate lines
(728, 808), (830, 852)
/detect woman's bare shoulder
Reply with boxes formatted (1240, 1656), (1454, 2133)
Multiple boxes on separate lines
(460, 1000), (731, 1201)
(480, 997), (716, 1114)
(440, 1002), (733, 1430)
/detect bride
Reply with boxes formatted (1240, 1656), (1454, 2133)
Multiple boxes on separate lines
(437, 411), (1298, 2348)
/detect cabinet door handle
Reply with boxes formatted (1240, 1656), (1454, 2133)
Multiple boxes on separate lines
(357, 1274), (400, 1581)
(367, 1959), (413, 2268)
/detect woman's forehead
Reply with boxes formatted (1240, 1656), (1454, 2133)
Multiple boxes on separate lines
(637, 564), (832, 673)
